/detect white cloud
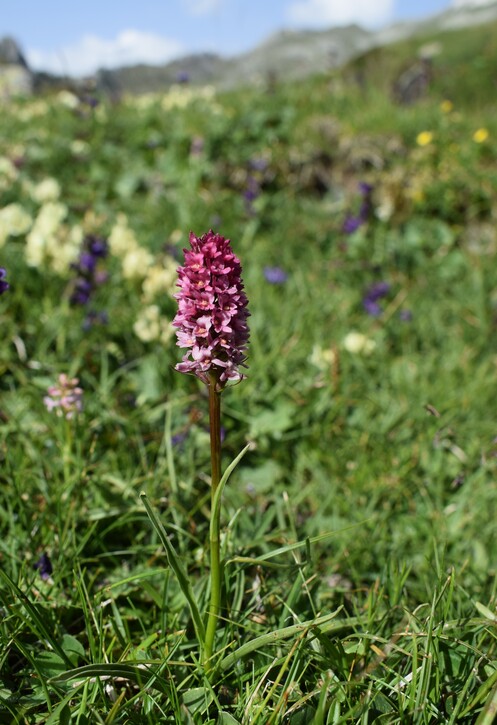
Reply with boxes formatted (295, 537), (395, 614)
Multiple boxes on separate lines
(452, 0), (493, 5)
(26, 30), (185, 77)
(182, 0), (223, 16)
(287, 0), (395, 28)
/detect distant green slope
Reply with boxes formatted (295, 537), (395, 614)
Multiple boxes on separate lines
(345, 20), (497, 109)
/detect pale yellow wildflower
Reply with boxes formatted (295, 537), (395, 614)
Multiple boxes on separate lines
(141, 259), (177, 301)
(17, 99), (49, 121)
(26, 222), (81, 273)
(56, 90), (80, 109)
(50, 225), (84, 274)
(25, 202), (68, 267)
(121, 247), (154, 280)
(0, 203), (32, 246)
(30, 177), (61, 203)
(108, 214), (138, 257)
(109, 214), (154, 279)
(161, 84), (216, 111)
(343, 331), (376, 355)
(169, 228), (183, 245)
(32, 202), (67, 236)
(133, 305), (174, 344)
(70, 139), (90, 157)
(0, 156), (19, 192)
(309, 344), (337, 372)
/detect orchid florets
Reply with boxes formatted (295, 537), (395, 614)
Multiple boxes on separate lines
(173, 230), (249, 389)
(43, 374), (83, 420)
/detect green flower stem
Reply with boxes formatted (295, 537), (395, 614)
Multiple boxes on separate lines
(62, 417), (73, 486)
(204, 376), (222, 670)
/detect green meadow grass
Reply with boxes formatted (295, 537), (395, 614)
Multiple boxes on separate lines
(1, 26), (497, 723)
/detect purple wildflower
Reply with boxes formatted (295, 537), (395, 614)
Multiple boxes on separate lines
(71, 278), (93, 305)
(358, 182), (373, 218)
(172, 430), (189, 448)
(34, 552), (53, 581)
(363, 299), (382, 317)
(243, 157), (270, 215)
(190, 136), (205, 157)
(176, 70), (190, 84)
(44, 374), (83, 419)
(342, 216), (362, 234)
(249, 157), (269, 172)
(264, 266), (288, 284)
(399, 309), (413, 322)
(363, 281), (390, 317)
(244, 175), (260, 215)
(83, 95), (99, 109)
(82, 310), (109, 331)
(0, 268), (9, 295)
(163, 242), (182, 261)
(343, 181), (374, 234)
(245, 180), (259, 201)
(70, 234), (108, 307)
(358, 182), (373, 196)
(173, 230), (250, 389)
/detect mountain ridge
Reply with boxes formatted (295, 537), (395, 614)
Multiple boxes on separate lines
(91, 0), (497, 94)
(3, 1), (497, 96)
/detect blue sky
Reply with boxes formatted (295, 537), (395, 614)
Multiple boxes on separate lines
(1, 0), (484, 76)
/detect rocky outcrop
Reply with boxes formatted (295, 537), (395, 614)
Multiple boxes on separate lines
(0, 36), (33, 98)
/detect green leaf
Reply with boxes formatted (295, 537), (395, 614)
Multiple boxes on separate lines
(114, 170), (142, 199)
(130, 355), (163, 404)
(60, 634), (85, 667)
(46, 694), (76, 725)
(211, 443), (252, 543)
(49, 662), (168, 694)
(249, 402), (296, 439)
(183, 687), (214, 714)
(462, 666), (497, 715)
(229, 528), (344, 566)
(287, 706), (316, 724)
(238, 460), (283, 494)
(475, 601), (497, 623)
(219, 609), (348, 672)
(218, 713), (241, 724)
(140, 493), (206, 648)
(475, 678), (497, 725)
(0, 570), (73, 668)
(35, 651), (68, 679)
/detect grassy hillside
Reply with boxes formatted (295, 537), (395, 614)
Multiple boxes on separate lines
(1, 20), (497, 723)
(346, 19), (497, 109)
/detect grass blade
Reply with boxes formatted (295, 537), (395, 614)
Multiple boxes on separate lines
(0, 569), (73, 668)
(140, 493), (206, 647)
(219, 608), (351, 672)
(210, 442), (252, 543)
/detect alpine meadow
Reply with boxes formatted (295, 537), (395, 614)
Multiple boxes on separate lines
(2, 17), (497, 725)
